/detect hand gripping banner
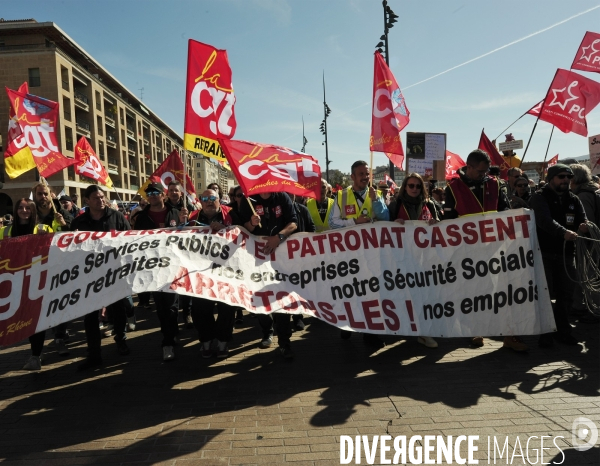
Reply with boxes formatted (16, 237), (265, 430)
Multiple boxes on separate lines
(184, 39), (236, 164)
(0, 210), (555, 347)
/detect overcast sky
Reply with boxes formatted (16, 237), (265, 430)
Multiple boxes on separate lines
(5, 0), (600, 172)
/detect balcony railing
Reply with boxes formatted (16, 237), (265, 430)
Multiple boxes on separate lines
(106, 134), (116, 143)
(74, 92), (88, 104)
(76, 119), (90, 131)
(130, 184), (139, 191)
(107, 157), (119, 167)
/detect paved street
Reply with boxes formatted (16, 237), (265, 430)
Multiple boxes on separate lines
(0, 305), (598, 465)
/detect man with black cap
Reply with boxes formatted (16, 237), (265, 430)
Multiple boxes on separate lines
(132, 179), (187, 361)
(59, 195), (80, 217)
(529, 164), (589, 347)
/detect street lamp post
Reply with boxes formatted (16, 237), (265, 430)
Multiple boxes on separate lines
(375, 0), (399, 181)
(319, 72), (332, 183)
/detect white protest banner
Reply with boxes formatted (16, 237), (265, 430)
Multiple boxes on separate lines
(0, 209), (555, 347)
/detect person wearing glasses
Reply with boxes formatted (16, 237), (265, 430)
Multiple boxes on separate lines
(392, 174), (440, 349)
(444, 150), (527, 352)
(188, 189), (241, 358)
(239, 191), (298, 359)
(530, 164), (589, 348)
(132, 179), (187, 361)
(507, 167), (524, 198)
(509, 176), (532, 209)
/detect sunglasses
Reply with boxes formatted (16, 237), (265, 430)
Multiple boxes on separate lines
(201, 196), (218, 202)
(146, 191), (162, 197)
(407, 183), (422, 189)
(556, 174), (573, 180)
(516, 184), (528, 188)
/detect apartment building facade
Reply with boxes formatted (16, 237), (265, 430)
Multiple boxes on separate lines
(0, 19), (195, 215)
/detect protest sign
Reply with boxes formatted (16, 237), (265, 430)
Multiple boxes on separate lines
(0, 210), (554, 347)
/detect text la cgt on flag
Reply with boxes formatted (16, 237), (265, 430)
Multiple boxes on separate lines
(370, 51), (409, 169)
(6, 86), (77, 178)
(218, 139), (322, 201)
(4, 82), (36, 178)
(74, 137), (113, 189)
(184, 40), (236, 165)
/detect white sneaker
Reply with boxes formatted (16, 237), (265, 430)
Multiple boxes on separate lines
(127, 316), (136, 332)
(23, 356), (41, 371)
(55, 338), (69, 355)
(417, 336), (438, 348)
(163, 346), (175, 361)
(260, 336), (273, 348)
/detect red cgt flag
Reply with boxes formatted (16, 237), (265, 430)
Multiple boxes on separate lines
(4, 82), (36, 178)
(571, 31), (600, 74)
(184, 40), (236, 164)
(219, 139), (321, 201)
(370, 51), (409, 160)
(527, 69), (600, 137)
(547, 154), (559, 168)
(445, 150), (466, 180)
(6, 87), (76, 178)
(74, 137), (113, 189)
(138, 149), (195, 201)
(478, 130), (510, 179)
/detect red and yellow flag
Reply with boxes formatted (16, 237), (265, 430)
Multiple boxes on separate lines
(4, 82), (36, 178)
(138, 150), (195, 201)
(184, 40), (236, 164)
(74, 137), (113, 189)
(6, 87), (76, 178)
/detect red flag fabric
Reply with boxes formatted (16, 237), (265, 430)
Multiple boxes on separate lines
(74, 137), (113, 189)
(384, 173), (397, 191)
(478, 130), (510, 179)
(4, 82), (37, 178)
(333, 184), (343, 193)
(370, 51), (409, 157)
(571, 31), (600, 74)
(6, 87), (76, 178)
(527, 69), (600, 137)
(547, 154), (559, 168)
(184, 40), (236, 164)
(445, 150), (465, 180)
(138, 150), (196, 201)
(219, 140), (321, 201)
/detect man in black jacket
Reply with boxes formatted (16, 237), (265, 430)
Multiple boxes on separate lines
(71, 185), (132, 371)
(529, 164), (588, 347)
(133, 180), (185, 361)
(239, 191), (298, 358)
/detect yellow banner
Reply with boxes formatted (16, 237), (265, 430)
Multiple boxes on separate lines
(184, 133), (227, 163)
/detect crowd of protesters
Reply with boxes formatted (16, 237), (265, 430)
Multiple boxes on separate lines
(3, 149), (599, 372)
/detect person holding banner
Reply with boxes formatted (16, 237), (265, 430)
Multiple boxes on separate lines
(330, 161), (388, 347)
(0, 199), (53, 371)
(307, 179), (334, 233)
(239, 192), (298, 359)
(188, 189), (241, 358)
(34, 182), (73, 355)
(392, 174), (440, 348)
(444, 150), (527, 352)
(133, 180), (187, 361)
(530, 165), (589, 347)
(70, 185), (133, 371)
(329, 161), (389, 229)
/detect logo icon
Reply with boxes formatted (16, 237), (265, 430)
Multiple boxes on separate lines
(572, 417), (598, 451)
(549, 81), (579, 110)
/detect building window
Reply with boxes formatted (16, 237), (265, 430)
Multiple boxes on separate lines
(95, 91), (101, 111)
(28, 68), (41, 87)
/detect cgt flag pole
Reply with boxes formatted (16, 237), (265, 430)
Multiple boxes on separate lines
(39, 176), (57, 214)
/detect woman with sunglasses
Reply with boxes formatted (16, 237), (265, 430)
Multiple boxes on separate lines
(509, 176), (532, 209)
(392, 174), (440, 349)
(0, 199), (53, 371)
(393, 173), (441, 226)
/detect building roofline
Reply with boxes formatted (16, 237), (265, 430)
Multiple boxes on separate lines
(0, 20), (182, 143)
